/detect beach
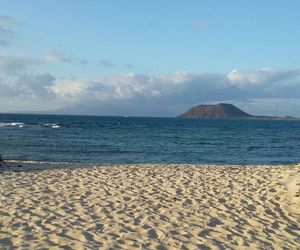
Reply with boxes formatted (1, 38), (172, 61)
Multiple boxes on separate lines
(0, 164), (299, 249)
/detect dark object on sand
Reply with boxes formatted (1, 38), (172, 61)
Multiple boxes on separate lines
(0, 154), (3, 166)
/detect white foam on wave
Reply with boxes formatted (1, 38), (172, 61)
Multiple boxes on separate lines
(0, 122), (61, 129)
(0, 122), (25, 127)
(42, 123), (61, 128)
(5, 159), (69, 165)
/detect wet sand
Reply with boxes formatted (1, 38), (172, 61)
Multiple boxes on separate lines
(0, 164), (299, 249)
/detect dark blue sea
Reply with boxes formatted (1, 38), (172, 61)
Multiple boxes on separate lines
(0, 113), (299, 165)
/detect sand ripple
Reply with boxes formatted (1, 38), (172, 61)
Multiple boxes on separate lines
(0, 164), (299, 249)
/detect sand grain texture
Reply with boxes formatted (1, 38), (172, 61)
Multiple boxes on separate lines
(0, 164), (299, 249)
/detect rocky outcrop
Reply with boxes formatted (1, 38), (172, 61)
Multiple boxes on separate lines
(179, 103), (253, 118)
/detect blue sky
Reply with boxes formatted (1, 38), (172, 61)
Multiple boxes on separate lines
(0, 1), (300, 116)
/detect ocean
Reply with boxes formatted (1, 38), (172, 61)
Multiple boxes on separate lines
(0, 113), (299, 165)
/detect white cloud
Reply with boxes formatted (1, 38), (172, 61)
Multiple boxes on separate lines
(44, 49), (67, 62)
(0, 15), (18, 46)
(0, 15), (17, 25)
(18, 73), (55, 99)
(0, 53), (54, 100)
(44, 49), (119, 68)
(49, 74), (159, 102)
(0, 54), (39, 75)
(44, 49), (88, 65)
(99, 59), (115, 67)
(49, 79), (97, 100)
(233, 98), (300, 116)
(228, 68), (299, 86)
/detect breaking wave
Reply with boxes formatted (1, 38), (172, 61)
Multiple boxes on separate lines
(0, 122), (61, 129)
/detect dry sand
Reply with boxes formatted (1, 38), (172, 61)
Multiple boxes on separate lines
(0, 164), (299, 249)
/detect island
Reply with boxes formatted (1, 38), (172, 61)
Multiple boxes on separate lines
(178, 103), (298, 120)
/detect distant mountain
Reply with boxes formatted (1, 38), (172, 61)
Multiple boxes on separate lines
(34, 103), (177, 117)
(179, 103), (253, 118)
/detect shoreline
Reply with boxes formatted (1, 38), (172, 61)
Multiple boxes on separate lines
(1, 163), (299, 249)
(1, 160), (300, 170)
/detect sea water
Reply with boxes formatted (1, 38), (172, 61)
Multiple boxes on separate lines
(0, 113), (299, 165)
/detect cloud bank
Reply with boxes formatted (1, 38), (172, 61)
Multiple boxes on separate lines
(0, 52), (299, 116)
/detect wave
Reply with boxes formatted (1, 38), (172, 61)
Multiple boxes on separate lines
(5, 159), (71, 165)
(0, 122), (25, 127)
(42, 123), (61, 128)
(0, 122), (61, 129)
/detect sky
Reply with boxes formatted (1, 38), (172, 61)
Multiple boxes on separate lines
(0, 0), (300, 116)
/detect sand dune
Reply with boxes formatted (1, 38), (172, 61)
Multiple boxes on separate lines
(0, 164), (299, 249)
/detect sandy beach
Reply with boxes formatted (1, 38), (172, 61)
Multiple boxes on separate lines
(0, 164), (299, 249)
